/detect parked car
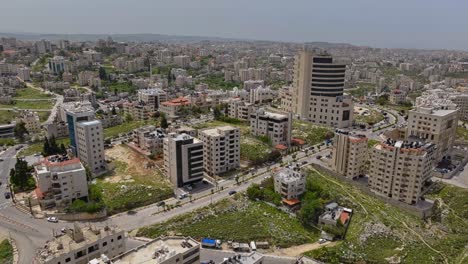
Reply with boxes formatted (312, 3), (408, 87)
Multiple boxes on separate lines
(0, 158), (3, 162)
(228, 190), (237, 195)
(4, 192), (10, 199)
(178, 193), (188, 199)
(47, 217), (59, 223)
(316, 155), (322, 160)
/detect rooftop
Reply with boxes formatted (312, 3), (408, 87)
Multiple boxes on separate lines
(201, 126), (238, 137)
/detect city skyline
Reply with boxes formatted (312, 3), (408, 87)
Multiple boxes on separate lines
(1, 0), (468, 50)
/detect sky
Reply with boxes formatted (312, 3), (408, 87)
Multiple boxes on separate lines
(1, 0), (467, 50)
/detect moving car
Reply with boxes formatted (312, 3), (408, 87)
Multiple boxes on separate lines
(47, 217), (59, 223)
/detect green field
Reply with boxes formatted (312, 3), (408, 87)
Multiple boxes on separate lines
(137, 198), (319, 248)
(103, 120), (154, 139)
(0, 239), (13, 264)
(198, 73), (240, 90)
(456, 126), (468, 141)
(292, 120), (333, 145)
(15, 87), (53, 99)
(0, 110), (18, 124)
(304, 167), (468, 264)
(240, 137), (272, 164)
(0, 100), (54, 110)
(347, 82), (376, 97)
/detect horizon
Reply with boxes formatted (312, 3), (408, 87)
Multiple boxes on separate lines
(1, 0), (467, 51)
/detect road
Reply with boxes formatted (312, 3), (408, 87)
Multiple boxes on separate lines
(25, 83), (64, 125)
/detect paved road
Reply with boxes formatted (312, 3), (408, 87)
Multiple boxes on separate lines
(25, 83), (64, 125)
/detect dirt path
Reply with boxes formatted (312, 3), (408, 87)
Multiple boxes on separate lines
(269, 241), (337, 257)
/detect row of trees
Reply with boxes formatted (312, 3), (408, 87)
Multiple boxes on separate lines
(43, 136), (67, 156)
(9, 158), (35, 192)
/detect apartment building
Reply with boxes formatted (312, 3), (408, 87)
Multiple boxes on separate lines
(20, 110), (41, 134)
(133, 125), (166, 154)
(94, 236), (200, 264)
(137, 88), (167, 111)
(63, 102), (95, 155)
(174, 55), (191, 68)
(389, 89), (406, 104)
(45, 121), (69, 139)
(273, 163), (305, 200)
(249, 86), (275, 104)
(36, 224), (126, 264)
(331, 130), (368, 179)
(75, 120), (106, 175)
(228, 98), (255, 121)
(168, 125), (198, 138)
(406, 106), (458, 160)
(164, 133), (204, 188)
(160, 97), (192, 119)
(17, 66), (31, 81)
(369, 139), (435, 205)
(200, 126), (240, 176)
(250, 108), (292, 147)
(123, 101), (153, 121)
(291, 47), (353, 128)
(416, 88), (468, 121)
(34, 155), (88, 209)
(49, 56), (65, 74)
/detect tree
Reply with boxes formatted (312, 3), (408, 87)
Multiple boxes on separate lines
(60, 143), (67, 155)
(213, 107), (222, 120)
(14, 122), (28, 142)
(10, 158), (35, 192)
(111, 106), (117, 115)
(99, 67), (107, 80)
(125, 113), (133, 122)
(298, 192), (322, 226)
(43, 137), (50, 155)
(160, 114), (168, 129)
(246, 184), (263, 200)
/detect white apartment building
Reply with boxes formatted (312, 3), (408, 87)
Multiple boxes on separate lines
(96, 236), (200, 264)
(250, 108), (292, 147)
(291, 47), (353, 128)
(160, 97), (192, 119)
(34, 155), (89, 209)
(137, 88), (167, 111)
(331, 130), (368, 179)
(164, 133), (204, 188)
(369, 140), (435, 205)
(36, 224), (126, 264)
(62, 101), (95, 155)
(75, 120), (106, 175)
(228, 99), (255, 121)
(416, 88), (468, 121)
(20, 110), (41, 134)
(133, 125), (166, 154)
(123, 101), (153, 121)
(389, 89), (406, 104)
(17, 66), (31, 81)
(174, 55), (191, 68)
(243, 80), (264, 91)
(407, 106), (458, 160)
(200, 126), (240, 176)
(249, 86), (275, 104)
(273, 163), (306, 200)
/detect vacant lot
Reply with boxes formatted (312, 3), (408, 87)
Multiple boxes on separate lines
(354, 109), (384, 125)
(292, 120), (333, 145)
(103, 120), (149, 139)
(137, 196), (319, 248)
(304, 167), (468, 264)
(16, 87), (53, 99)
(93, 144), (172, 214)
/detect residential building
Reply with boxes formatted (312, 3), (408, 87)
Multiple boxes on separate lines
(291, 47), (353, 128)
(250, 108), (292, 147)
(123, 101), (153, 121)
(273, 163), (305, 200)
(34, 155), (89, 209)
(331, 130), (368, 178)
(45, 122), (69, 139)
(318, 202), (352, 229)
(75, 120), (106, 175)
(168, 125), (198, 138)
(96, 236), (200, 264)
(19, 110), (41, 134)
(249, 86), (275, 104)
(406, 106), (458, 160)
(137, 88), (167, 111)
(369, 139), (435, 205)
(200, 126), (240, 176)
(0, 123), (15, 138)
(174, 55), (191, 68)
(243, 80), (264, 91)
(133, 125), (166, 154)
(163, 133), (204, 188)
(36, 224), (126, 264)
(389, 89), (406, 104)
(228, 99), (255, 121)
(160, 97), (192, 119)
(17, 66), (31, 81)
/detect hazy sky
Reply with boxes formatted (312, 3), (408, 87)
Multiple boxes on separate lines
(1, 0), (467, 50)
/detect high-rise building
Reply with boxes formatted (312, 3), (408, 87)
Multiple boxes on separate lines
(291, 46), (353, 128)
(331, 130), (368, 179)
(63, 102), (95, 155)
(369, 140), (435, 205)
(17, 66), (31, 81)
(163, 133), (204, 188)
(250, 108), (292, 147)
(200, 126), (240, 176)
(75, 120), (106, 174)
(49, 56), (66, 74)
(406, 106), (458, 160)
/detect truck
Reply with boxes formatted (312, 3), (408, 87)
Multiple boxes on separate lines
(201, 238), (221, 249)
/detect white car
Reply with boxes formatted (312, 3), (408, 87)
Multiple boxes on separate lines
(47, 217), (58, 223)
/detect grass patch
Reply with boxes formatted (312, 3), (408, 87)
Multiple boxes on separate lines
(0, 138), (15, 146)
(0, 239), (13, 264)
(240, 138), (272, 164)
(304, 168), (468, 263)
(292, 120), (333, 145)
(37, 111), (51, 122)
(354, 109), (384, 126)
(137, 198), (319, 247)
(103, 120), (153, 139)
(0, 100), (54, 110)
(15, 87), (53, 99)
(0, 110), (18, 124)
(367, 139), (379, 148)
(456, 126), (468, 141)
(347, 82), (375, 97)
(198, 73), (240, 90)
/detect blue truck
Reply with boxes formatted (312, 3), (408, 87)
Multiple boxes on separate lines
(201, 238), (221, 249)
